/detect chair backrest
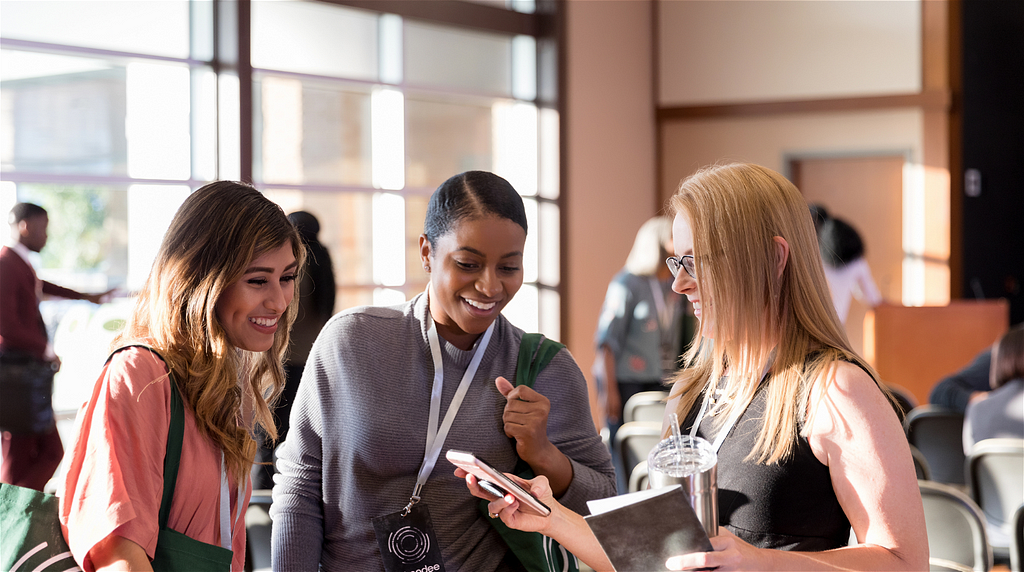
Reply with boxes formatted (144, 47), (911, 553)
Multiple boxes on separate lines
(628, 460), (649, 493)
(623, 391), (669, 424)
(920, 480), (992, 572)
(911, 444), (933, 481)
(905, 405), (967, 485)
(1011, 503), (1023, 572)
(245, 489), (273, 572)
(613, 422), (663, 483)
(967, 439), (1024, 550)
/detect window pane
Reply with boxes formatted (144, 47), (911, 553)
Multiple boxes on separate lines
(261, 189), (374, 288)
(523, 198), (538, 283)
(539, 288), (560, 341)
(406, 195), (430, 286)
(126, 63), (191, 180)
(2, 50), (127, 176)
(127, 185), (191, 290)
(12, 183), (127, 291)
(405, 95), (493, 188)
(255, 75), (372, 187)
(538, 108), (560, 199)
(493, 101), (538, 196)
(405, 21), (512, 95)
(1, 1), (190, 58)
(538, 202), (560, 286)
(503, 283), (538, 333)
(251, 1), (378, 81)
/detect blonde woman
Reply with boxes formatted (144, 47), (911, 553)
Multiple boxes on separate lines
(462, 163), (928, 571)
(594, 216), (688, 430)
(60, 181), (304, 572)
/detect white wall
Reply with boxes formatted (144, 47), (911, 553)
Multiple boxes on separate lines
(659, 0), (922, 105)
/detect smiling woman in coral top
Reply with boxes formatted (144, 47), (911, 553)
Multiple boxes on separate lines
(60, 181), (304, 572)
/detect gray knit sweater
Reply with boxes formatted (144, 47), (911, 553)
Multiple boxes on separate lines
(270, 293), (616, 571)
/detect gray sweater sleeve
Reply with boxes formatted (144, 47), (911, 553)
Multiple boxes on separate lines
(270, 332), (331, 571)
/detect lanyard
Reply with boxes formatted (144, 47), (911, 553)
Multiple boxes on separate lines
(402, 298), (495, 516)
(218, 452), (245, 550)
(648, 276), (673, 333)
(689, 355), (775, 453)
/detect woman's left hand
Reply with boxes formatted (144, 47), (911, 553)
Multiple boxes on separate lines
(665, 528), (769, 571)
(495, 376), (553, 461)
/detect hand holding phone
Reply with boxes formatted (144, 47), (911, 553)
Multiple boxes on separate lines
(446, 450), (551, 517)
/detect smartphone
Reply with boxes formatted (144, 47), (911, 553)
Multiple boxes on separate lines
(446, 450), (551, 517)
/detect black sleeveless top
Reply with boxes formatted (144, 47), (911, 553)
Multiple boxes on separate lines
(682, 380), (852, 551)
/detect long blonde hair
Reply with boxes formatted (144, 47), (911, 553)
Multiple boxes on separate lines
(113, 181), (304, 483)
(624, 216), (673, 276)
(669, 163), (883, 464)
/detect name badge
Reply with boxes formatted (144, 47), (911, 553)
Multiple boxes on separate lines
(371, 503), (446, 572)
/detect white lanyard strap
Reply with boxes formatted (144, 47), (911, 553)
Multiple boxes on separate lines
(403, 312), (495, 516)
(218, 452), (246, 550)
(689, 357), (774, 453)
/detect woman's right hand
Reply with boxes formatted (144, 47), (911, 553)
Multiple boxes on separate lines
(455, 469), (559, 534)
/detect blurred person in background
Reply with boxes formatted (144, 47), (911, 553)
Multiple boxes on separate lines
(252, 210), (336, 491)
(0, 202), (113, 491)
(812, 205), (883, 324)
(963, 323), (1024, 454)
(593, 216), (688, 490)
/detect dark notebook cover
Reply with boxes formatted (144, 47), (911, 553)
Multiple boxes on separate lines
(584, 485), (713, 572)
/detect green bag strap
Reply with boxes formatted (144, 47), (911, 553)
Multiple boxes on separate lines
(511, 334), (566, 478)
(515, 333), (565, 390)
(105, 345), (182, 530)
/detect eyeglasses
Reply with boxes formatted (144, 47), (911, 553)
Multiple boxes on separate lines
(666, 255), (696, 279)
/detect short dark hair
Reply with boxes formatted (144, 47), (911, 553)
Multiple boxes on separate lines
(818, 216), (865, 268)
(9, 203), (47, 225)
(423, 171), (527, 248)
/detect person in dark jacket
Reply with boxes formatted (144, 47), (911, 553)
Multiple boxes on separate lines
(251, 210), (335, 490)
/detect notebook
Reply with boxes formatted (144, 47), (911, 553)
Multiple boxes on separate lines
(584, 485), (713, 572)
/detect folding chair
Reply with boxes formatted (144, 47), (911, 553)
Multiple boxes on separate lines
(623, 390), (669, 424)
(613, 422), (663, 485)
(628, 460), (649, 493)
(905, 405), (967, 486)
(245, 489), (273, 572)
(919, 480), (992, 572)
(1011, 503), (1023, 572)
(967, 438), (1024, 563)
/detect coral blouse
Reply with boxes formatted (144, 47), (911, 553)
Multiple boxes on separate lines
(59, 347), (250, 572)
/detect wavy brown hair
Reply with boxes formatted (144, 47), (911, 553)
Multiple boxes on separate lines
(668, 163), (886, 464)
(113, 181), (304, 483)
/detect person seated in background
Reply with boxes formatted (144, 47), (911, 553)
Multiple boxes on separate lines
(929, 345), (994, 414)
(463, 163), (927, 572)
(963, 323), (1024, 454)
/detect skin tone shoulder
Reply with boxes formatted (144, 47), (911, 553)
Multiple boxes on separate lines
(422, 214), (575, 495)
(89, 244), (297, 572)
(461, 211), (927, 571)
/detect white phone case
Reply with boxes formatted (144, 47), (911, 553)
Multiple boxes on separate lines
(446, 450), (552, 516)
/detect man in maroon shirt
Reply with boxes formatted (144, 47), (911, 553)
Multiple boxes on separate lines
(1, 202), (111, 491)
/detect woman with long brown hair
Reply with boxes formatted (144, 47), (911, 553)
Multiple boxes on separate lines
(463, 163), (928, 571)
(59, 181), (304, 571)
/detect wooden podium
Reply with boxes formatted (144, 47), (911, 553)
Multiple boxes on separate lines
(863, 300), (1010, 406)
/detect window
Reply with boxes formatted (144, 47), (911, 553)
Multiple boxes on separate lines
(1, 0), (562, 413)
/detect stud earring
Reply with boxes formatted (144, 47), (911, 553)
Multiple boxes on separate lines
(424, 264), (430, 272)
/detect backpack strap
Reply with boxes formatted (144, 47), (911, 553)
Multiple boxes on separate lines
(106, 345), (182, 530)
(514, 333), (566, 389)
